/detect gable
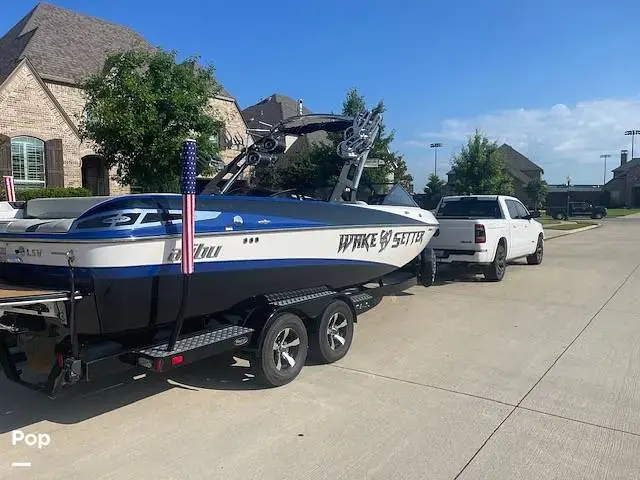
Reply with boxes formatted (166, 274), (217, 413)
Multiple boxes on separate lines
(497, 144), (543, 173)
(0, 59), (79, 140)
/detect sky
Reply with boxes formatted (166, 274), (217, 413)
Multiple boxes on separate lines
(3, 0), (640, 190)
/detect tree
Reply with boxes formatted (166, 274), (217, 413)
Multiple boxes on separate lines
(342, 88), (413, 191)
(449, 130), (513, 195)
(525, 178), (548, 209)
(79, 48), (224, 192)
(423, 173), (446, 197)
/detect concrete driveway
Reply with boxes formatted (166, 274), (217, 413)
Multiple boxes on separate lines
(2, 217), (640, 479)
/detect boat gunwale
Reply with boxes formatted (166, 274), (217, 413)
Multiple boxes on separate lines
(0, 222), (438, 244)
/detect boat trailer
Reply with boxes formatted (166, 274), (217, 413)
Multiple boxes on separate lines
(0, 253), (423, 398)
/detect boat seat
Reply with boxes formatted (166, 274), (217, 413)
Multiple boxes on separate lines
(0, 218), (76, 234)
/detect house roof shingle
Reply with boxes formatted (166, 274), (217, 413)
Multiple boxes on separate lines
(0, 2), (235, 99)
(612, 158), (640, 173)
(242, 93), (331, 148)
(242, 93), (312, 130)
(496, 144), (543, 173)
(446, 143), (544, 180)
(0, 3), (150, 84)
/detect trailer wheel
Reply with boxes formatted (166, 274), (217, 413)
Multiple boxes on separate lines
(252, 312), (308, 387)
(310, 300), (354, 364)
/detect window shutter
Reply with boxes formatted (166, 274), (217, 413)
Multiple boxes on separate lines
(45, 139), (64, 187)
(0, 135), (11, 178)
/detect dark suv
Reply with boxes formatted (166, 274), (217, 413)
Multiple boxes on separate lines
(547, 201), (607, 220)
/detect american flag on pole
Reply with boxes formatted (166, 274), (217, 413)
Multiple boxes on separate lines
(181, 139), (197, 275)
(3, 176), (15, 202)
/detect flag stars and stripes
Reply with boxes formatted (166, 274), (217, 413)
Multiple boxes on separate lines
(3, 176), (15, 202)
(181, 139), (197, 275)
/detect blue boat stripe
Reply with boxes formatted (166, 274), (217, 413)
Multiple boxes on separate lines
(2, 258), (391, 280)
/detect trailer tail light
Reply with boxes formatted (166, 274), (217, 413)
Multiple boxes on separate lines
(171, 355), (184, 366)
(474, 224), (486, 243)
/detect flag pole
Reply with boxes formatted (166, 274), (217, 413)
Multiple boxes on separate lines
(167, 139), (197, 352)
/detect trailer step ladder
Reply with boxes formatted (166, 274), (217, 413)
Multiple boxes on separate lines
(136, 325), (254, 372)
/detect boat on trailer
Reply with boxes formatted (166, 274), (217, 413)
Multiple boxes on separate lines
(0, 110), (438, 395)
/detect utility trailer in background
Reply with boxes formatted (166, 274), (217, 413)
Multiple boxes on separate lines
(0, 265), (420, 398)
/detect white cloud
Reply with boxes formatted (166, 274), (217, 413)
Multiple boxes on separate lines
(407, 96), (640, 186)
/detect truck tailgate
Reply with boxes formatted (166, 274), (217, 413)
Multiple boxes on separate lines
(429, 219), (478, 251)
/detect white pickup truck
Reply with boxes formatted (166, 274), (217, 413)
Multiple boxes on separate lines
(427, 195), (544, 281)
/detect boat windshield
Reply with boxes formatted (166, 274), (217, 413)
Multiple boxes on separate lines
(363, 184), (419, 207)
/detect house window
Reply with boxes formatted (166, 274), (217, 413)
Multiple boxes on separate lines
(10, 136), (45, 188)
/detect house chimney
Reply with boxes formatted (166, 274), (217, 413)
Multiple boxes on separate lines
(298, 98), (303, 115)
(621, 149), (628, 166)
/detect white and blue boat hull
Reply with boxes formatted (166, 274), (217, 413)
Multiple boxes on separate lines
(0, 194), (438, 335)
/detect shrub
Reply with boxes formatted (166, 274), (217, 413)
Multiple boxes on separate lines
(15, 187), (93, 202)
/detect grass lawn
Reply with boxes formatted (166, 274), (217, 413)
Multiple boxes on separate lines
(605, 208), (640, 217)
(545, 221), (598, 231)
(537, 216), (556, 225)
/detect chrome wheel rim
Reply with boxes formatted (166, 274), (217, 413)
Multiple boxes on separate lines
(326, 312), (348, 351)
(272, 327), (301, 371)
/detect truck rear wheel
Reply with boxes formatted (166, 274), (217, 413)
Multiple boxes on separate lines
(527, 235), (544, 265)
(484, 242), (507, 282)
(310, 300), (354, 364)
(419, 248), (437, 287)
(252, 312), (308, 387)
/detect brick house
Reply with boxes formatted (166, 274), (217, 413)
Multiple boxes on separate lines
(446, 143), (544, 207)
(0, 3), (250, 195)
(604, 150), (640, 207)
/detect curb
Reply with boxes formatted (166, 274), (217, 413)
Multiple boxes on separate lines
(544, 223), (601, 241)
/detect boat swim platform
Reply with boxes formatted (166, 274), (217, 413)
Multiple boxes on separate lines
(0, 281), (81, 307)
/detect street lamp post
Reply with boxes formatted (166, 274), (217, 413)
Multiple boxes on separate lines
(566, 175), (571, 220)
(624, 130), (640, 160)
(600, 154), (611, 185)
(430, 142), (442, 176)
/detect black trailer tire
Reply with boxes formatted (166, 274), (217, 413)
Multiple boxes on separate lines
(527, 235), (544, 265)
(484, 241), (507, 282)
(252, 312), (308, 387)
(420, 248), (437, 287)
(310, 300), (354, 364)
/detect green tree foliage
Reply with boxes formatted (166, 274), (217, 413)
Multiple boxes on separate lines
(525, 178), (548, 209)
(342, 88), (413, 192)
(79, 48), (224, 192)
(423, 173), (446, 197)
(449, 130), (513, 195)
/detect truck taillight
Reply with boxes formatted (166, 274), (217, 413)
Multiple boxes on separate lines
(474, 224), (486, 243)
